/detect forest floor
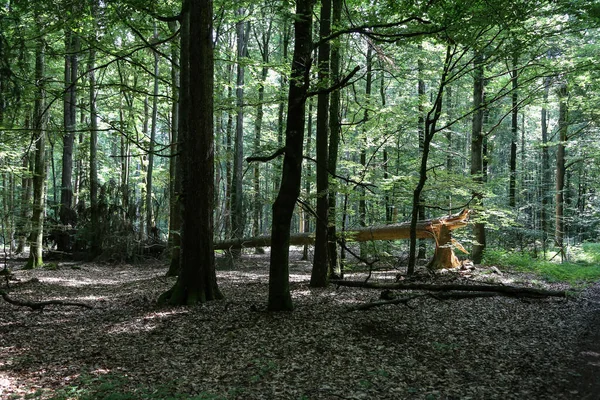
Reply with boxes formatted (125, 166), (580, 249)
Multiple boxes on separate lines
(1, 250), (600, 400)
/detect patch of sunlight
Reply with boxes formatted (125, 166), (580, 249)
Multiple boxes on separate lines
(107, 309), (189, 334)
(40, 276), (121, 287)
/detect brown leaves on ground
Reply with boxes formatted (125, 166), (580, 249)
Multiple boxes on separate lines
(0, 254), (598, 399)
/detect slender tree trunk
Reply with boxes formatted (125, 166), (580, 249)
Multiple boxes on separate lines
(407, 45), (451, 274)
(471, 52), (486, 264)
(301, 98), (313, 261)
(417, 50), (426, 259)
(311, 0), (332, 287)
(252, 16), (271, 253)
(15, 149), (32, 254)
(167, 20), (181, 276)
(268, 0), (315, 311)
(224, 62), (233, 237)
(326, 0), (342, 279)
(509, 54), (518, 208)
(445, 85), (453, 211)
(89, 5), (101, 257)
(359, 44), (372, 258)
(145, 23), (159, 239)
(25, 36), (46, 269)
(230, 10), (248, 258)
(159, 0), (222, 305)
(555, 83), (568, 260)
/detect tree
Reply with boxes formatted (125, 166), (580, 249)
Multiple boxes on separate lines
(268, 0), (315, 311)
(471, 52), (486, 264)
(311, 0), (332, 287)
(159, 0), (222, 305)
(25, 33), (46, 270)
(555, 82), (568, 260)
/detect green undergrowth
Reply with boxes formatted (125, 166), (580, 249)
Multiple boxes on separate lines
(483, 243), (600, 284)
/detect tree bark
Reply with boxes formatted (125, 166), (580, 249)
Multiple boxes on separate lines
(159, 0), (223, 305)
(327, 0), (342, 279)
(230, 8), (249, 258)
(252, 14), (272, 252)
(216, 209), (470, 250)
(330, 280), (567, 298)
(145, 22), (160, 239)
(268, 0), (315, 311)
(509, 54), (518, 208)
(166, 19), (181, 277)
(555, 83), (568, 259)
(25, 36), (46, 269)
(59, 28), (78, 237)
(407, 45), (452, 274)
(311, 0), (332, 287)
(470, 52), (486, 264)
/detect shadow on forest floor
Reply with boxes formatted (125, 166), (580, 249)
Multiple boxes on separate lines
(1, 250), (599, 399)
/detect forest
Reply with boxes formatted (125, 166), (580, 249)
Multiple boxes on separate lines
(2, 0), (600, 398)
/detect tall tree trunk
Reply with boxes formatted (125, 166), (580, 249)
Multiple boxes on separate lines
(146, 23), (159, 239)
(302, 98), (313, 261)
(167, 20), (181, 277)
(417, 49), (426, 259)
(407, 45), (452, 274)
(275, 19), (291, 192)
(230, 9), (249, 258)
(540, 77), (550, 256)
(359, 44), (372, 258)
(327, 0), (342, 279)
(25, 36), (46, 269)
(60, 29), (78, 236)
(311, 0), (332, 287)
(15, 149), (32, 254)
(159, 0), (222, 305)
(555, 83), (568, 260)
(470, 52), (486, 264)
(89, 4), (100, 257)
(268, 0), (315, 311)
(252, 15), (272, 253)
(509, 54), (518, 208)
(445, 85), (453, 211)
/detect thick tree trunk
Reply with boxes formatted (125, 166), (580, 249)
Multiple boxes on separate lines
(59, 29), (78, 238)
(25, 36), (46, 269)
(160, 0), (222, 305)
(311, 0), (332, 287)
(216, 209), (470, 251)
(268, 0), (315, 311)
(167, 20), (181, 277)
(470, 52), (486, 264)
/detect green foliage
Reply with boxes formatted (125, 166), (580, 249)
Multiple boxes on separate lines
(483, 244), (600, 284)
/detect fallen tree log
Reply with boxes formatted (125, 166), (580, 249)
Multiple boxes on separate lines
(349, 291), (521, 311)
(0, 290), (94, 310)
(214, 209), (471, 250)
(330, 280), (568, 298)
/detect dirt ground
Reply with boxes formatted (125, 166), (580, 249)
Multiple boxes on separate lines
(1, 252), (600, 399)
